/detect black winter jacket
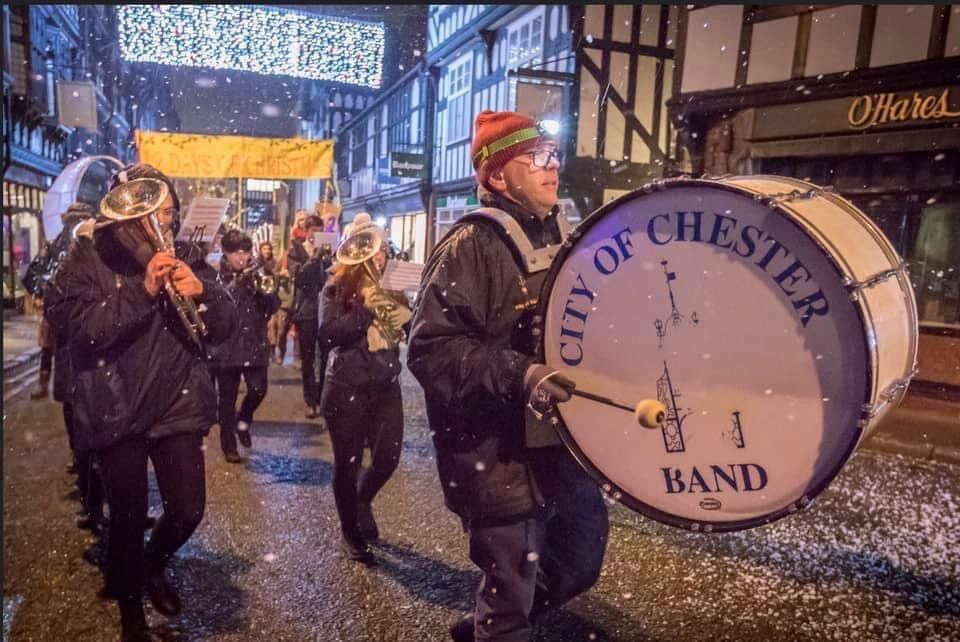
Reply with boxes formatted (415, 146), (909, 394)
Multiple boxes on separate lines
(319, 281), (402, 387)
(407, 187), (565, 527)
(292, 251), (332, 323)
(44, 231), (237, 452)
(207, 264), (281, 369)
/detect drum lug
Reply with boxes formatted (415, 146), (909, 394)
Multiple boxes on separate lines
(532, 314), (543, 337)
(862, 369), (917, 419)
(762, 188), (826, 205)
(844, 262), (909, 300)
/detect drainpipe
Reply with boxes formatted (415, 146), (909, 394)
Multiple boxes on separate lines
(419, 63), (439, 254)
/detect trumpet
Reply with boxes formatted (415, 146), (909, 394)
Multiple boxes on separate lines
(100, 178), (208, 349)
(336, 223), (410, 351)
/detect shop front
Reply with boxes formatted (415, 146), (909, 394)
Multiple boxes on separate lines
(683, 84), (960, 399)
(2, 177), (47, 308)
(342, 185), (428, 263)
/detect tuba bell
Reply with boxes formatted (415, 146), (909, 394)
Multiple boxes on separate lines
(100, 178), (208, 348)
(336, 222), (411, 350)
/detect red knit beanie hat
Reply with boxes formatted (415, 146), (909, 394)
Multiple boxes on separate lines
(472, 110), (550, 189)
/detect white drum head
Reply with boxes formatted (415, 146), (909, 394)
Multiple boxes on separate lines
(541, 180), (871, 531)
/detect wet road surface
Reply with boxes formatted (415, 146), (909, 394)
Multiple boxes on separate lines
(4, 360), (959, 641)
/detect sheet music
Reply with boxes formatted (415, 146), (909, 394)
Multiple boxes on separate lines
(380, 260), (425, 291)
(313, 231), (338, 249)
(176, 197), (231, 243)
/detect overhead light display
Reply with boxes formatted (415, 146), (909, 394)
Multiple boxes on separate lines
(118, 5), (384, 88)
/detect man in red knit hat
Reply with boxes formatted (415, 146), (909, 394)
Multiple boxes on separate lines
(409, 111), (609, 641)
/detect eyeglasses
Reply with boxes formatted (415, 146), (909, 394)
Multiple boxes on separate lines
(522, 148), (563, 169)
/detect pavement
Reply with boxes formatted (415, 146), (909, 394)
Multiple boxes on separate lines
(5, 311), (958, 464)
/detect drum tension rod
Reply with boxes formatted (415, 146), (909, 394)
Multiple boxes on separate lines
(863, 369), (918, 419)
(760, 188), (825, 205)
(843, 262), (909, 297)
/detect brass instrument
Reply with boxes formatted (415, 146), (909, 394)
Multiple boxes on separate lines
(238, 260), (278, 296)
(100, 178), (208, 348)
(336, 222), (411, 351)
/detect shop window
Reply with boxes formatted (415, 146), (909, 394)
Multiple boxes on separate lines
(850, 194), (912, 255)
(507, 8), (544, 71)
(909, 199), (960, 326)
(870, 5), (935, 68)
(435, 207), (469, 244)
(10, 7), (30, 97)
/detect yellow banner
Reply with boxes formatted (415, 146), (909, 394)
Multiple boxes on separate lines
(135, 130), (333, 179)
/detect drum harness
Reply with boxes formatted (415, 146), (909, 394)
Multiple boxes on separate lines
(458, 207), (571, 448)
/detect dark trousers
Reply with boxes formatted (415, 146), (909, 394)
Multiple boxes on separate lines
(64, 402), (104, 520)
(212, 366), (268, 454)
(98, 432), (205, 605)
(296, 319), (328, 407)
(276, 309), (294, 360)
(321, 379), (403, 542)
(40, 345), (53, 372)
(468, 450), (609, 642)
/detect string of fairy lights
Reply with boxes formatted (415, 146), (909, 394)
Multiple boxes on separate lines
(117, 5), (384, 88)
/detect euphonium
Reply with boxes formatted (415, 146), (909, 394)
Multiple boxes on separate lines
(100, 178), (208, 348)
(336, 223), (410, 351)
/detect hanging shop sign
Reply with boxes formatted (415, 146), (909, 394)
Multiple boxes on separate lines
(390, 152), (426, 178)
(751, 86), (960, 140)
(136, 130), (334, 179)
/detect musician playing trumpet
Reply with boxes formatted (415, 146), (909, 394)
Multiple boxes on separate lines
(44, 163), (237, 642)
(319, 214), (411, 566)
(207, 230), (281, 462)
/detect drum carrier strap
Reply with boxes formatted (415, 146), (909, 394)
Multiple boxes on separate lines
(458, 206), (572, 449)
(459, 207), (570, 274)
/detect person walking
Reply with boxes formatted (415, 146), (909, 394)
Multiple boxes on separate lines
(408, 111), (609, 641)
(207, 230), (280, 462)
(45, 163), (237, 642)
(320, 215), (410, 566)
(289, 215), (333, 418)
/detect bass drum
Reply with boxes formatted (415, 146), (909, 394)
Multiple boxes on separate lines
(538, 176), (918, 532)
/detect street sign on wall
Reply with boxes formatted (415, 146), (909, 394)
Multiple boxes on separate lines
(390, 152), (426, 178)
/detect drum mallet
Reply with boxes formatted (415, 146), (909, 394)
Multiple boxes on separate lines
(568, 388), (667, 429)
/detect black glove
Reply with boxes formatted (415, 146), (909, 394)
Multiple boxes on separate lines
(524, 364), (576, 419)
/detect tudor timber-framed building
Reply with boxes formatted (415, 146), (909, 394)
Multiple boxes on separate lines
(334, 4), (678, 262)
(2, 4), (146, 310)
(668, 5), (959, 416)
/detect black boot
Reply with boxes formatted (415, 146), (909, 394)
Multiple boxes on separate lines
(119, 600), (152, 642)
(341, 533), (378, 567)
(357, 502), (379, 542)
(144, 559), (181, 616)
(449, 613), (475, 642)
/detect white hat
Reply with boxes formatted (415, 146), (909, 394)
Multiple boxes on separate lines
(343, 212), (387, 244)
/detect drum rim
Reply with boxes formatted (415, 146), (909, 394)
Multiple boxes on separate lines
(536, 176), (875, 532)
